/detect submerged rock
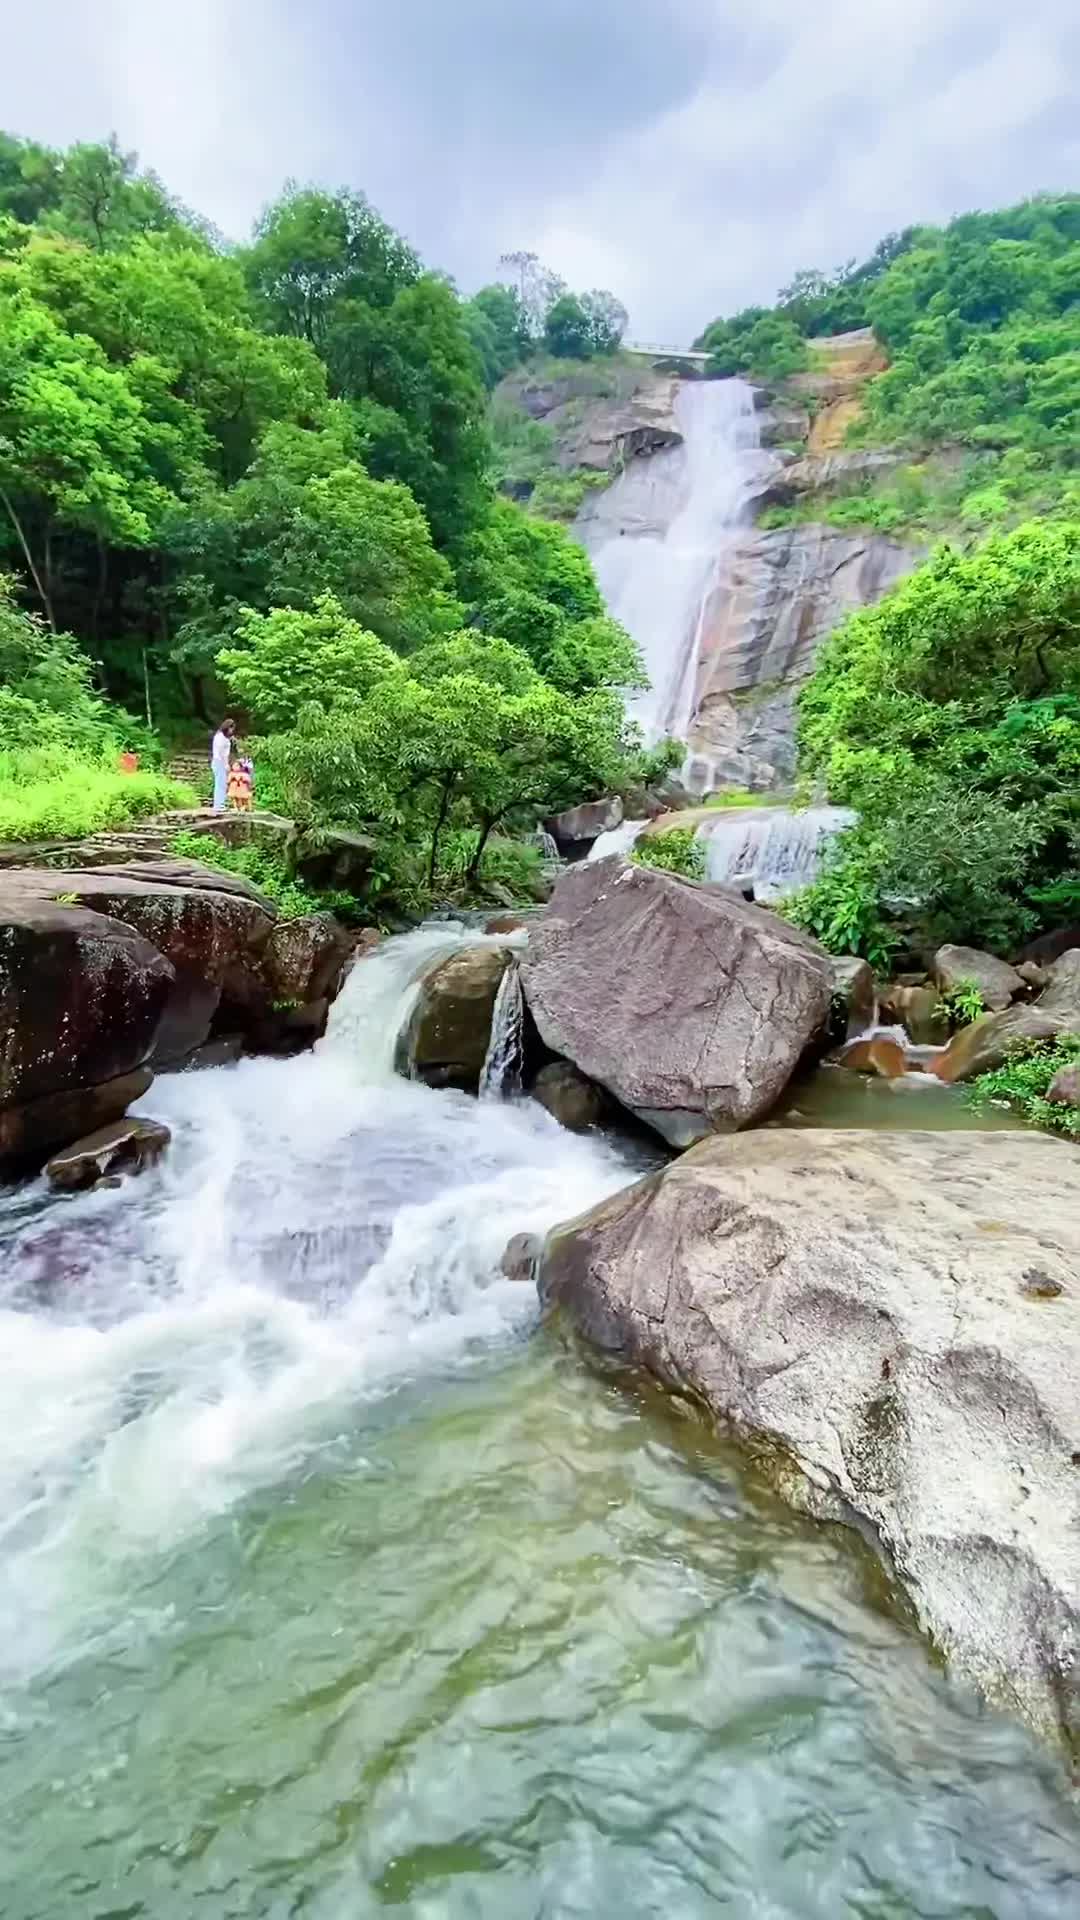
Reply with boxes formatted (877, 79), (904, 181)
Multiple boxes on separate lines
(401, 946), (513, 1091)
(933, 944), (1024, 1013)
(46, 1115), (171, 1191)
(537, 1126), (1080, 1750)
(519, 856), (831, 1146)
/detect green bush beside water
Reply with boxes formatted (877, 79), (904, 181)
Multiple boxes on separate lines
(967, 1036), (1080, 1137)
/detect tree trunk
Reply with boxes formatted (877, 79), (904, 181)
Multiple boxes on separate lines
(0, 487), (54, 629)
(190, 674), (213, 726)
(428, 779), (454, 889)
(467, 814), (498, 882)
(91, 535), (108, 641)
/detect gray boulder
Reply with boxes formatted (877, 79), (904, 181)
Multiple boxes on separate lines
(519, 856), (831, 1146)
(537, 1126), (1080, 1749)
(1047, 1063), (1080, 1109)
(828, 954), (875, 1036)
(1039, 949), (1080, 1028)
(933, 943), (1023, 1012)
(546, 797), (623, 849)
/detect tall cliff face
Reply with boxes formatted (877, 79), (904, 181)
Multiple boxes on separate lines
(685, 523), (916, 790)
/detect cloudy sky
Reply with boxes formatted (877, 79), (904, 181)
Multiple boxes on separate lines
(3, 0), (1079, 341)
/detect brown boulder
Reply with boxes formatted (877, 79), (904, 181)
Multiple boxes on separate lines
(264, 913), (352, 1008)
(519, 857), (831, 1146)
(1016, 960), (1050, 991)
(531, 1061), (607, 1132)
(401, 945), (512, 1090)
(933, 1005), (1067, 1083)
(45, 1115), (170, 1191)
(836, 1037), (908, 1079)
(880, 983), (946, 1046)
(933, 944), (1023, 1012)
(0, 1067), (154, 1163)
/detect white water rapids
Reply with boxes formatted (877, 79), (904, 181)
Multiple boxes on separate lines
(0, 928), (639, 1686)
(583, 378), (769, 744)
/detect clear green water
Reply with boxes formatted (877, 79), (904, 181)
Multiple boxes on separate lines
(4, 1339), (1080, 1919)
(2, 937), (1078, 1917)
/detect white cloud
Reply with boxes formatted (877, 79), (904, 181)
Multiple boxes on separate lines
(1, 0), (1077, 338)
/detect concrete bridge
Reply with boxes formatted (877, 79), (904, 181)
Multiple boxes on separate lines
(623, 342), (710, 365)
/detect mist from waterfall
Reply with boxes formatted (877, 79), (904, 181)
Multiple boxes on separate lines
(582, 379), (770, 745)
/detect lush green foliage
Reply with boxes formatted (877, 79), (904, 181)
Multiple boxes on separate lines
(167, 828), (354, 922)
(695, 309), (809, 382)
(794, 521), (1080, 949)
(939, 980), (987, 1028)
(780, 837), (898, 973)
(967, 1035), (1080, 1137)
(631, 828), (705, 879)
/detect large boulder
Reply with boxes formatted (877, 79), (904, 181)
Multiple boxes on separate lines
(933, 943), (1023, 1012)
(1039, 949), (1080, 1028)
(1047, 1062), (1080, 1110)
(0, 890), (172, 1161)
(934, 1003), (1075, 1084)
(537, 1127), (1080, 1748)
(828, 954), (875, 1037)
(546, 797), (623, 851)
(519, 856), (831, 1146)
(400, 946), (513, 1090)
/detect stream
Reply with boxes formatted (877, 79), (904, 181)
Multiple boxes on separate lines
(2, 930), (1080, 1917)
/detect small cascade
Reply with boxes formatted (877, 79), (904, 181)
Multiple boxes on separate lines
(588, 818), (648, 862)
(581, 379), (773, 745)
(324, 923), (526, 1083)
(695, 804), (855, 902)
(532, 828), (561, 863)
(478, 961), (525, 1101)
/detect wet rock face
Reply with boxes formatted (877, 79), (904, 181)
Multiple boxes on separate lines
(0, 891), (173, 1161)
(686, 523), (919, 790)
(519, 856), (831, 1146)
(546, 797), (623, 852)
(0, 861), (352, 1164)
(504, 365), (681, 472)
(537, 1126), (1080, 1751)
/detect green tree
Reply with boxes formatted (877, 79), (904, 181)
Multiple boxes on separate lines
(243, 185), (419, 345)
(544, 292), (594, 359)
(217, 591), (403, 730)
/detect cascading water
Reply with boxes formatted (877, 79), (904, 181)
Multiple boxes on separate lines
(478, 959), (524, 1100)
(587, 817), (648, 861)
(582, 379), (771, 745)
(3, 929), (1080, 1915)
(696, 803), (857, 902)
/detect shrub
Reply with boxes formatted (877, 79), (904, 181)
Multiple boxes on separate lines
(0, 761), (193, 842)
(631, 827), (705, 879)
(780, 830), (897, 972)
(168, 830), (356, 921)
(967, 1036), (1080, 1137)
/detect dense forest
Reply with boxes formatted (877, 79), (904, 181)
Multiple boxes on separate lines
(0, 131), (650, 898)
(696, 194), (1080, 963)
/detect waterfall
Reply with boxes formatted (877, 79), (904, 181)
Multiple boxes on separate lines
(587, 818), (647, 862)
(532, 828), (560, 863)
(581, 379), (770, 745)
(478, 961), (524, 1100)
(695, 804), (856, 902)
